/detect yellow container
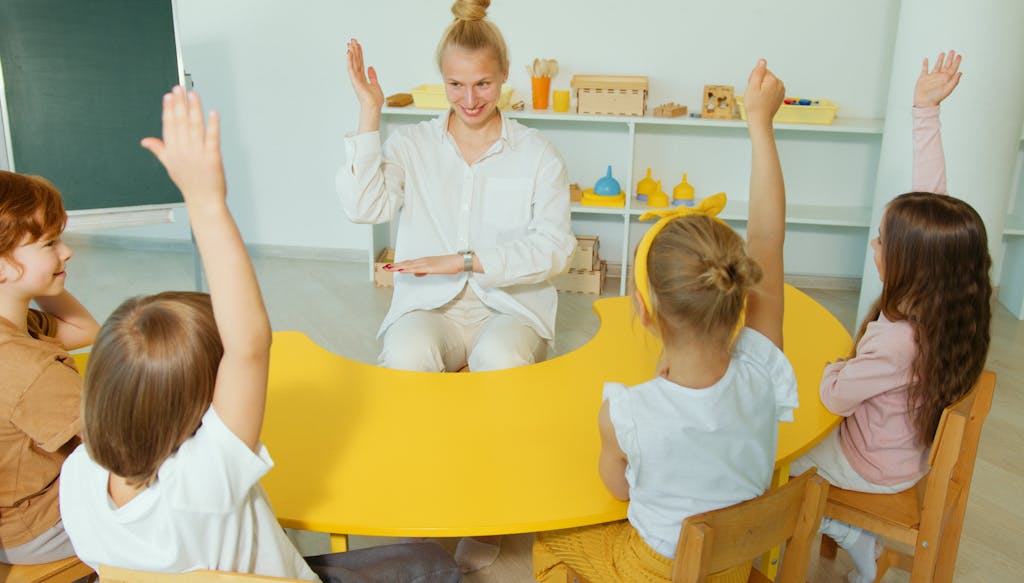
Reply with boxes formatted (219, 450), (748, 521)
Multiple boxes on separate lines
(736, 96), (839, 125)
(410, 85), (514, 110)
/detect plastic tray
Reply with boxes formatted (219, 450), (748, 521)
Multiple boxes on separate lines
(736, 96), (839, 125)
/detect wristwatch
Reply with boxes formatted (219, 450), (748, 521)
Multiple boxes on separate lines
(458, 250), (474, 272)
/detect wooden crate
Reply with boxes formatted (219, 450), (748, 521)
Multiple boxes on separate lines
(554, 260), (607, 295)
(568, 235), (599, 270)
(571, 75), (648, 117)
(374, 247), (395, 287)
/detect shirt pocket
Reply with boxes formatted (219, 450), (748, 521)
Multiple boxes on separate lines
(482, 177), (533, 240)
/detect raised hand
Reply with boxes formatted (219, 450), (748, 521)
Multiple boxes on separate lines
(347, 39), (385, 112)
(915, 50), (962, 108)
(743, 59), (785, 127)
(140, 86), (225, 207)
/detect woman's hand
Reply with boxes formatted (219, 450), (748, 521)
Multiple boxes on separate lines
(385, 254), (465, 277)
(347, 39), (385, 113)
(914, 50), (962, 108)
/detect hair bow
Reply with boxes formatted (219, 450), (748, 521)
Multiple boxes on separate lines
(634, 192), (729, 318)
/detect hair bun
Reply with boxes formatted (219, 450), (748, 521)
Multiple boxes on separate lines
(451, 0), (490, 21)
(701, 256), (762, 295)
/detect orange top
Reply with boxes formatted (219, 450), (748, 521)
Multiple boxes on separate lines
(0, 310), (82, 548)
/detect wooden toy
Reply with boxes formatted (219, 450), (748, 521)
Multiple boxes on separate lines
(581, 166), (626, 207)
(569, 182), (582, 203)
(673, 173), (695, 207)
(635, 167), (657, 202)
(653, 102), (687, 118)
(566, 235), (600, 270)
(553, 261), (607, 295)
(702, 85), (735, 120)
(385, 93), (413, 107)
(570, 75), (648, 117)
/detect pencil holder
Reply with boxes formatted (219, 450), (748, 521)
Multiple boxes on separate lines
(532, 77), (551, 110)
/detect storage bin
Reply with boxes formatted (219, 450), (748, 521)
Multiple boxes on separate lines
(570, 75), (648, 116)
(410, 85), (513, 110)
(554, 260), (607, 295)
(736, 96), (839, 125)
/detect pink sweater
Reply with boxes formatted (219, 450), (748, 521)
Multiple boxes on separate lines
(821, 106), (946, 486)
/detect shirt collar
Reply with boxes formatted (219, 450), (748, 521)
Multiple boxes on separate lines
(436, 109), (515, 151)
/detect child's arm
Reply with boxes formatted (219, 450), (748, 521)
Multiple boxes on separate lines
(33, 290), (98, 350)
(141, 87), (271, 452)
(598, 401), (629, 500)
(742, 60), (786, 349)
(912, 51), (961, 194)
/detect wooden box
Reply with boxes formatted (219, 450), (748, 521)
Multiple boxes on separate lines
(570, 75), (649, 117)
(554, 260), (607, 295)
(568, 235), (599, 270)
(374, 247), (395, 287)
(569, 182), (583, 203)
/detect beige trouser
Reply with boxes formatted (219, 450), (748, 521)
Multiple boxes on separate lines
(379, 285), (547, 372)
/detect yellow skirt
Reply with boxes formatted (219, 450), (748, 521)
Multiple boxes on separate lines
(533, 520), (751, 583)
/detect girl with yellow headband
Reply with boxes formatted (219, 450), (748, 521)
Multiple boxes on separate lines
(533, 59), (798, 583)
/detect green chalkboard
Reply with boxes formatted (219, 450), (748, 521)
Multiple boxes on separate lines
(0, 0), (182, 211)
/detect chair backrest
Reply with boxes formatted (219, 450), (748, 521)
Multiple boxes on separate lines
(98, 565), (307, 582)
(671, 469), (829, 583)
(915, 370), (995, 582)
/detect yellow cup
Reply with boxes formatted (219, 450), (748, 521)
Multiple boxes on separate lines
(553, 90), (571, 113)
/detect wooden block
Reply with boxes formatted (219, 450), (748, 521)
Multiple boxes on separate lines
(569, 183), (583, 203)
(374, 247), (395, 287)
(701, 85), (735, 120)
(554, 260), (607, 294)
(385, 93), (413, 107)
(568, 235), (599, 270)
(653, 102), (687, 118)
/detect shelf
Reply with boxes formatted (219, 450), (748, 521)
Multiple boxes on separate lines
(1006, 215), (1024, 236)
(382, 107), (885, 135)
(571, 200), (872, 228)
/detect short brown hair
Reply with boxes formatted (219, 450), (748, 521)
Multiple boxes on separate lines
(83, 291), (223, 486)
(435, 0), (509, 75)
(645, 215), (762, 346)
(0, 171), (67, 264)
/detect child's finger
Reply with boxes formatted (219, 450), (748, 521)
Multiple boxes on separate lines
(933, 51), (946, 73)
(206, 110), (220, 154)
(139, 137), (166, 164)
(747, 59), (767, 89)
(187, 91), (205, 145)
(920, 58), (930, 76)
(168, 86), (188, 145)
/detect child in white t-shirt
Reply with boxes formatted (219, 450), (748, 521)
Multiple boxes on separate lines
(534, 60), (797, 583)
(59, 87), (459, 583)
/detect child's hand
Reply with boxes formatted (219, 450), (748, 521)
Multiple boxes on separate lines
(915, 51), (962, 108)
(743, 59), (785, 127)
(140, 86), (226, 207)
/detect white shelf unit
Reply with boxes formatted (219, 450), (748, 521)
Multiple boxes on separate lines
(376, 107), (883, 295)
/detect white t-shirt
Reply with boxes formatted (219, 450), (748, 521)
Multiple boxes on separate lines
(606, 327), (799, 559)
(59, 408), (319, 582)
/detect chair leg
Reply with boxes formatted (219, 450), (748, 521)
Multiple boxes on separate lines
(819, 534), (838, 559)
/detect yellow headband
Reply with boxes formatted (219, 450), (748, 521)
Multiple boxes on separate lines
(634, 192), (729, 318)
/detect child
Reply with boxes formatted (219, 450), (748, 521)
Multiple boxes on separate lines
(533, 60), (798, 583)
(0, 172), (98, 564)
(58, 87), (460, 583)
(789, 51), (992, 583)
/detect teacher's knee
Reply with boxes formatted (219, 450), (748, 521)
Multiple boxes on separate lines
(469, 325), (546, 372)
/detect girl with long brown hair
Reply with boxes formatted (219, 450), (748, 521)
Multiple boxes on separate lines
(789, 51), (993, 583)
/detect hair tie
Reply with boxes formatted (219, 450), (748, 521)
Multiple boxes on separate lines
(634, 192), (729, 319)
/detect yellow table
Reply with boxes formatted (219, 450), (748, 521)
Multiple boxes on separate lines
(255, 285), (850, 552)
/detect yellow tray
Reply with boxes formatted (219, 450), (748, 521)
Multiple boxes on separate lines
(411, 84), (513, 110)
(736, 96), (839, 125)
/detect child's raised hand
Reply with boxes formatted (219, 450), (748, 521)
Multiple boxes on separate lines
(743, 59), (785, 127)
(140, 86), (226, 206)
(915, 51), (962, 108)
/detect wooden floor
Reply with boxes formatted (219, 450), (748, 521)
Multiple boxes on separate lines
(65, 237), (1023, 582)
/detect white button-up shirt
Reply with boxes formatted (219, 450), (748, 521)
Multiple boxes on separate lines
(337, 111), (575, 341)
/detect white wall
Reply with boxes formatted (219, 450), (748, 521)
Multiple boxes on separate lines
(113, 0), (900, 263)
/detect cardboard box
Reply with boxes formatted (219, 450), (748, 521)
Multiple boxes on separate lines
(374, 247), (395, 287)
(568, 235), (599, 270)
(554, 260), (607, 295)
(570, 75), (649, 117)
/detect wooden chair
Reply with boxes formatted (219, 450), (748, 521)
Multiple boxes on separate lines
(820, 370), (996, 583)
(97, 565), (305, 582)
(672, 469), (830, 583)
(0, 557), (94, 582)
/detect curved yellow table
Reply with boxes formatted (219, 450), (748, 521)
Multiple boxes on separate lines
(254, 285), (850, 551)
